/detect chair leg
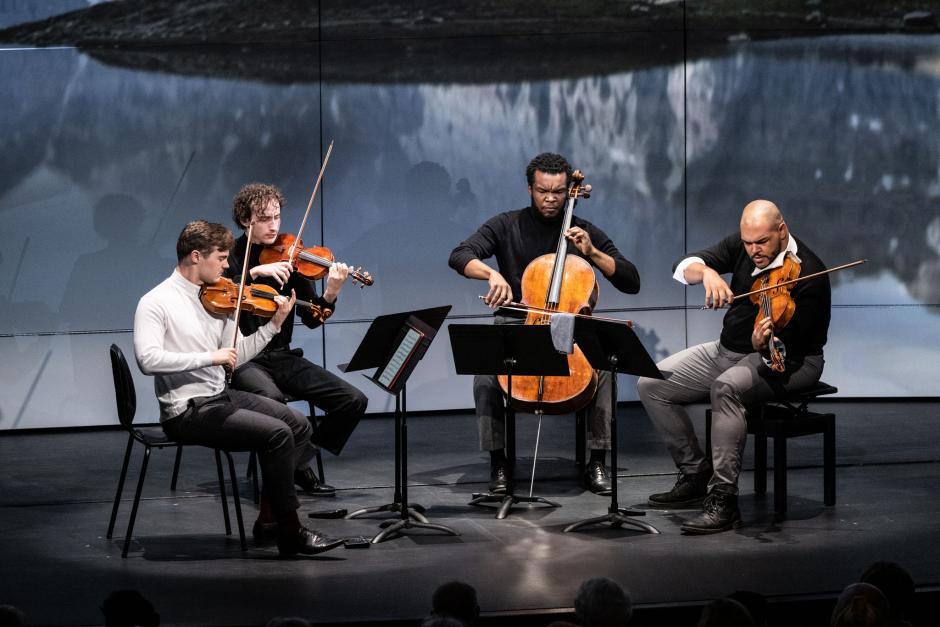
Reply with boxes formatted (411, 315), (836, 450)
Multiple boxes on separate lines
(170, 444), (183, 491)
(108, 435), (134, 539)
(315, 449), (326, 484)
(122, 445), (152, 558)
(247, 451), (260, 504)
(773, 435), (787, 519)
(214, 449), (232, 535)
(224, 452), (247, 551)
(824, 414), (836, 506)
(754, 434), (768, 496)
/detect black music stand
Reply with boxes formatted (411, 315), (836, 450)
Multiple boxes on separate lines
(563, 316), (663, 534)
(341, 305), (458, 543)
(448, 323), (570, 520)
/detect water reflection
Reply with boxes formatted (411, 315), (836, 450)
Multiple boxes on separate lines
(0, 35), (936, 364)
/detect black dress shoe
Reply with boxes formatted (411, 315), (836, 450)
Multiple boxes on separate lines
(252, 519), (278, 543)
(680, 484), (742, 535)
(294, 466), (336, 496)
(582, 460), (612, 495)
(488, 462), (508, 494)
(648, 468), (710, 509)
(277, 525), (345, 557)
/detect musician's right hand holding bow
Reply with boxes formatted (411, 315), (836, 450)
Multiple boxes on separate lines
(251, 260), (293, 287)
(700, 266), (735, 309)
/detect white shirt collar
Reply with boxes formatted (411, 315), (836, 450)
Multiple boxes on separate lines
(751, 234), (801, 277)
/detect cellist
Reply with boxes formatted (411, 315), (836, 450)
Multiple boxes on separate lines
(636, 200), (831, 534)
(448, 152), (641, 496)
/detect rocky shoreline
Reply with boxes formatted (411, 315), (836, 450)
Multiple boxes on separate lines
(0, 1), (936, 84)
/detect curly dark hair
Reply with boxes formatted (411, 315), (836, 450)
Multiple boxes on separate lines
(525, 152), (572, 186)
(232, 183), (284, 229)
(176, 220), (234, 261)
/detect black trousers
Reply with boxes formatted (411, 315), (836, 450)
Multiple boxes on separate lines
(162, 389), (312, 518)
(231, 348), (367, 456)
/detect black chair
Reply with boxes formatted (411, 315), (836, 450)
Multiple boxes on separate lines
(705, 381), (837, 519)
(106, 344), (247, 558)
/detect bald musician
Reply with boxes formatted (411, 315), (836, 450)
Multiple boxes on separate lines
(636, 200), (831, 534)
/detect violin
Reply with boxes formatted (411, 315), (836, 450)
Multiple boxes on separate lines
(199, 277), (331, 322)
(261, 139), (374, 288)
(259, 233), (373, 287)
(497, 170), (598, 414)
(750, 255), (800, 373)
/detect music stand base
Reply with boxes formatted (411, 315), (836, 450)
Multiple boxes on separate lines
(563, 508), (660, 534)
(469, 493), (561, 520)
(346, 502), (429, 524)
(372, 518), (459, 544)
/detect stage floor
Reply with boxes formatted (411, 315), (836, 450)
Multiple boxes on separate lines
(1, 400), (939, 626)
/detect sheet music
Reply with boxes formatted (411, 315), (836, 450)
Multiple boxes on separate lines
(377, 327), (422, 387)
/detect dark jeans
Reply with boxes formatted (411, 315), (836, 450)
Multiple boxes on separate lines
(162, 389), (312, 518)
(231, 348), (367, 456)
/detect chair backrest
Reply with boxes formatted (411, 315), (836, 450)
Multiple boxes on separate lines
(109, 344), (137, 430)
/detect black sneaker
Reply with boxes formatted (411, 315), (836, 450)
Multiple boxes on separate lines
(648, 468), (710, 508)
(680, 484), (742, 535)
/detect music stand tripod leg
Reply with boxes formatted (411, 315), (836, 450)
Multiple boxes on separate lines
(345, 391), (428, 522)
(367, 387), (458, 541)
(564, 356), (659, 534)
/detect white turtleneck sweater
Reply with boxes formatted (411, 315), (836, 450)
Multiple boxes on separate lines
(133, 269), (278, 421)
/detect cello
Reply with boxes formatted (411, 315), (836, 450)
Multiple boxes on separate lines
(497, 170), (598, 414)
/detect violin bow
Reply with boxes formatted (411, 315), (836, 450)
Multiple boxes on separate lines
(731, 259), (867, 302)
(227, 221), (255, 382)
(478, 296), (633, 326)
(289, 139), (335, 264)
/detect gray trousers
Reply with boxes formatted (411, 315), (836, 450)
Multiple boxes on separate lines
(162, 389), (314, 518)
(475, 369), (613, 451)
(636, 340), (823, 492)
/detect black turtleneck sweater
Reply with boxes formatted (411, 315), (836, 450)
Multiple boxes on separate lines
(224, 234), (334, 352)
(448, 205), (640, 301)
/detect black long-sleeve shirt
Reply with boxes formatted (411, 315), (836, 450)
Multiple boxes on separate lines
(677, 233), (830, 360)
(448, 205), (640, 302)
(224, 234), (335, 352)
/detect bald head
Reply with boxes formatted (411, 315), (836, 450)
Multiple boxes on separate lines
(739, 199), (789, 269)
(741, 200), (783, 229)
